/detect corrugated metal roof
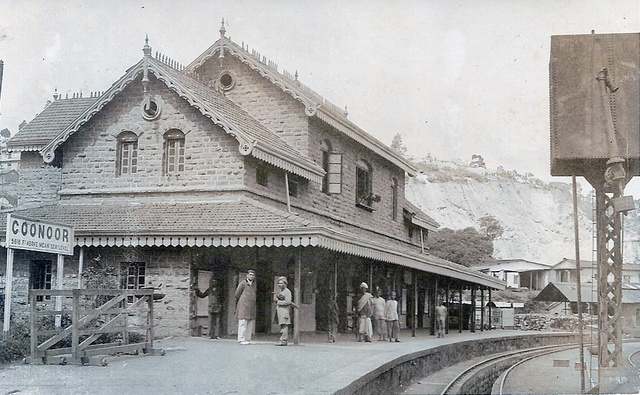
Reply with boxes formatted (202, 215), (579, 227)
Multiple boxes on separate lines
(535, 282), (640, 304)
(403, 200), (439, 231)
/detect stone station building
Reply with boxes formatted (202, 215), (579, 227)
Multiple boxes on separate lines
(0, 22), (503, 339)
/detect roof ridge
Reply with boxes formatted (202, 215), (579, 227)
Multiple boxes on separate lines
(185, 35), (417, 176)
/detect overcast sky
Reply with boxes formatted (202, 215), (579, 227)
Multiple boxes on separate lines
(1, 0), (640, 192)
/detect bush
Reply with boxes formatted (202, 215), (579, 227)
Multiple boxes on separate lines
(0, 318), (30, 365)
(0, 340), (27, 364)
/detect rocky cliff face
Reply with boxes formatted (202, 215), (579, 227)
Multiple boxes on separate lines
(404, 158), (640, 265)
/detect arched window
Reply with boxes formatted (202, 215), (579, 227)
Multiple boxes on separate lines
(356, 159), (373, 208)
(163, 129), (185, 174)
(116, 131), (138, 176)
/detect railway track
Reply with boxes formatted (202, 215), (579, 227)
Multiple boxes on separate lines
(439, 343), (579, 395)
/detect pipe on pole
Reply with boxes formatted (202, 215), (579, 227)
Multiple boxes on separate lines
(573, 175), (586, 394)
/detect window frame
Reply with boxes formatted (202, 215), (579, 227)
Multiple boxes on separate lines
(121, 261), (146, 303)
(256, 163), (269, 187)
(322, 150), (343, 195)
(355, 160), (374, 210)
(391, 177), (399, 221)
(116, 131), (139, 176)
(31, 260), (52, 301)
(163, 129), (185, 175)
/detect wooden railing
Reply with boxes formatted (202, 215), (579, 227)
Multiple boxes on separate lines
(28, 289), (159, 365)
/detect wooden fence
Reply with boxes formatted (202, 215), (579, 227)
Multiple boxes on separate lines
(28, 288), (161, 366)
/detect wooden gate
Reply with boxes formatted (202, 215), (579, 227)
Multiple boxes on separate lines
(27, 289), (161, 366)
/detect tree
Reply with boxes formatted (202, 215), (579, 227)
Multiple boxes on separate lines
(427, 227), (494, 267)
(479, 215), (503, 240)
(390, 133), (407, 157)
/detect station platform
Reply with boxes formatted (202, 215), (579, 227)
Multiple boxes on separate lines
(0, 329), (580, 395)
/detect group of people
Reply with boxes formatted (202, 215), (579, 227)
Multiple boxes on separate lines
(355, 282), (401, 343)
(194, 271), (446, 346)
(194, 269), (293, 346)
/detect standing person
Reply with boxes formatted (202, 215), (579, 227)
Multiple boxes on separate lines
(273, 276), (292, 346)
(372, 288), (386, 341)
(235, 270), (257, 345)
(356, 282), (373, 342)
(327, 293), (339, 343)
(384, 291), (401, 343)
(194, 277), (222, 339)
(436, 302), (448, 338)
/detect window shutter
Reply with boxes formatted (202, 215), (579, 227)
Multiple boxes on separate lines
(327, 153), (342, 194)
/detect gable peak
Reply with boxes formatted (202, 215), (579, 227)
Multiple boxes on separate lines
(220, 18), (226, 38)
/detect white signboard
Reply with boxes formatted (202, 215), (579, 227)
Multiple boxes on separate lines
(6, 214), (74, 255)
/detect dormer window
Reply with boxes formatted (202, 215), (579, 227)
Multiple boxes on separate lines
(163, 129), (185, 174)
(116, 131), (138, 176)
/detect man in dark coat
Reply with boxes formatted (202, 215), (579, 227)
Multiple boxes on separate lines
(235, 270), (257, 345)
(195, 277), (222, 339)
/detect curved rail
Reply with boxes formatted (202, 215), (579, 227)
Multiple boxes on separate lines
(440, 343), (578, 395)
(498, 344), (582, 395)
(628, 347), (640, 367)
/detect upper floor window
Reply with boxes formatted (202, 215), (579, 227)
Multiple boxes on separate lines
(163, 129), (185, 174)
(391, 178), (399, 221)
(116, 131), (138, 176)
(256, 163), (269, 187)
(356, 159), (378, 210)
(321, 140), (342, 194)
(288, 176), (299, 198)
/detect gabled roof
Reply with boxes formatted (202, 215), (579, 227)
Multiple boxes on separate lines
(8, 97), (98, 150)
(9, 55), (325, 185)
(551, 258), (596, 270)
(535, 281), (640, 304)
(403, 200), (439, 231)
(185, 31), (417, 177)
(482, 259), (553, 273)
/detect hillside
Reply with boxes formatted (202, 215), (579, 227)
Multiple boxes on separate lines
(405, 157), (640, 265)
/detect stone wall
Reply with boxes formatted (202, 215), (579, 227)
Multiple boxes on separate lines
(197, 53), (418, 249)
(340, 332), (581, 395)
(17, 152), (62, 206)
(59, 76), (245, 194)
(80, 246), (191, 338)
(197, 56), (310, 156)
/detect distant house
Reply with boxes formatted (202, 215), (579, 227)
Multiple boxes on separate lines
(478, 259), (552, 290)
(535, 281), (640, 337)
(548, 258), (640, 285)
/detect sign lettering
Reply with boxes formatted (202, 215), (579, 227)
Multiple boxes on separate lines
(6, 214), (74, 255)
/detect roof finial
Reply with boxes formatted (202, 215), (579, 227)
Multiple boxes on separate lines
(53, 87), (59, 101)
(220, 18), (226, 37)
(142, 35), (150, 94)
(143, 34), (151, 56)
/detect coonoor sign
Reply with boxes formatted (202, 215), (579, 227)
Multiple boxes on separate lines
(6, 214), (74, 255)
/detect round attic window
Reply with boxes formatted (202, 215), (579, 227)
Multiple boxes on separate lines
(140, 96), (162, 121)
(218, 71), (236, 91)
